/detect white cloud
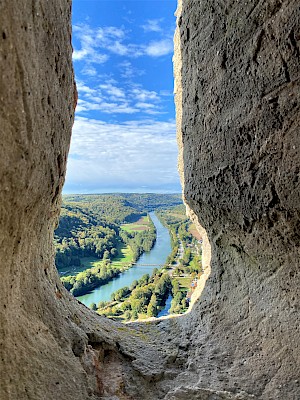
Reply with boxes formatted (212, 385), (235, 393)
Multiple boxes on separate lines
(75, 80), (164, 116)
(99, 26), (125, 40)
(131, 88), (159, 102)
(106, 41), (129, 56)
(65, 117), (179, 191)
(73, 48), (88, 61)
(73, 26), (110, 64)
(141, 19), (163, 33)
(144, 39), (173, 57)
(76, 98), (138, 114)
(135, 102), (156, 109)
(106, 41), (144, 58)
(76, 81), (97, 95)
(72, 24), (124, 64)
(81, 65), (97, 76)
(73, 23), (174, 64)
(160, 90), (174, 97)
(134, 102), (164, 115)
(99, 83), (125, 99)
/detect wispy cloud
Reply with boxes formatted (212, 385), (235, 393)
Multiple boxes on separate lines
(131, 87), (159, 102)
(144, 39), (173, 57)
(99, 83), (125, 99)
(141, 19), (163, 33)
(73, 24), (125, 64)
(68, 1), (177, 194)
(65, 117), (179, 191)
(76, 99), (138, 114)
(119, 61), (144, 79)
(75, 80), (164, 116)
(73, 25), (110, 63)
(135, 102), (156, 109)
(73, 23), (173, 64)
(76, 81), (97, 95)
(81, 65), (97, 76)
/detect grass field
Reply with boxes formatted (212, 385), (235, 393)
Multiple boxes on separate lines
(121, 215), (151, 233)
(112, 241), (134, 266)
(72, 242), (134, 275)
(175, 276), (193, 290)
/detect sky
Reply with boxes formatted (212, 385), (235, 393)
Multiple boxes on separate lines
(63, 0), (180, 194)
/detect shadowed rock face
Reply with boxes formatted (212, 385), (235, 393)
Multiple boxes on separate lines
(0, 1), (299, 399)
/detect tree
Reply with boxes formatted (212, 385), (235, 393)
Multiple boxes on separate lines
(147, 302), (156, 317)
(131, 309), (138, 320)
(130, 280), (138, 291)
(172, 279), (180, 295)
(147, 294), (158, 317)
(90, 303), (97, 311)
(103, 250), (110, 260)
(181, 298), (187, 309)
(124, 310), (132, 321)
(111, 286), (130, 301)
(120, 301), (131, 312)
(110, 247), (118, 257)
(151, 268), (159, 279)
(97, 301), (108, 309)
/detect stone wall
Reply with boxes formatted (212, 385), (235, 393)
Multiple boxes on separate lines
(0, 1), (299, 399)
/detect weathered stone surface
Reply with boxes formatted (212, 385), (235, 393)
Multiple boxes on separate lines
(0, 0), (299, 399)
(174, 0), (300, 399)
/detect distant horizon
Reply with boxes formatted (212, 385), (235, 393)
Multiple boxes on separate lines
(62, 189), (182, 195)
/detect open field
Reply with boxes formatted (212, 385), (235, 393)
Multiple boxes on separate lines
(112, 242), (134, 266)
(189, 223), (202, 241)
(121, 215), (151, 233)
(81, 243), (134, 269)
(175, 276), (194, 290)
(59, 243), (134, 277)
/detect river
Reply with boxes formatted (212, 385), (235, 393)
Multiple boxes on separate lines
(77, 211), (172, 307)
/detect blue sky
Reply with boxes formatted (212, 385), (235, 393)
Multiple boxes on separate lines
(63, 0), (180, 194)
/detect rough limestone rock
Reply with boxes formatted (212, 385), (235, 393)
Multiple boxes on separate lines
(0, 1), (299, 399)
(174, 0), (300, 399)
(0, 2), (178, 399)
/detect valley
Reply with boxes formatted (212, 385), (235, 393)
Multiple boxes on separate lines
(55, 193), (203, 321)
